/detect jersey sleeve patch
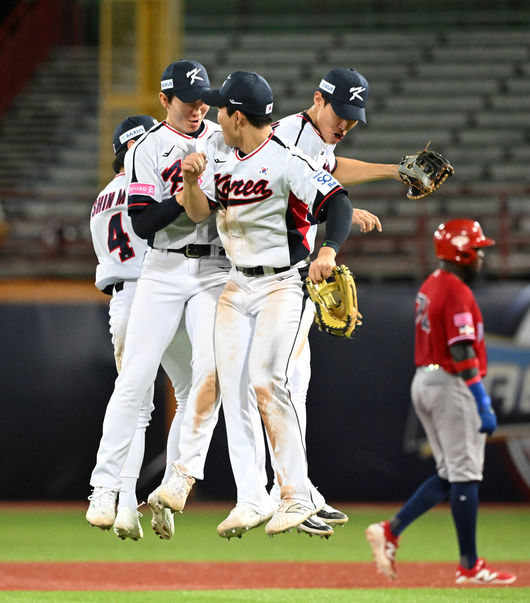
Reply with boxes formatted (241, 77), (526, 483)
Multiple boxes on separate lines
(453, 311), (473, 327)
(308, 169), (341, 195)
(129, 182), (155, 197)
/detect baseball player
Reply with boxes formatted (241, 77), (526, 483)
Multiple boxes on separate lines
(365, 219), (516, 585)
(270, 68), (407, 536)
(89, 115), (158, 540)
(87, 60), (256, 540)
(179, 71), (354, 537)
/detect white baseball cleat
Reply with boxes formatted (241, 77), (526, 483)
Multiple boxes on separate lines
(157, 465), (195, 513)
(296, 514), (334, 539)
(113, 506), (143, 541)
(86, 487), (118, 530)
(365, 521), (399, 579)
(217, 504), (273, 539)
(265, 501), (318, 536)
(317, 504), (349, 526)
(148, 487), (175, 540)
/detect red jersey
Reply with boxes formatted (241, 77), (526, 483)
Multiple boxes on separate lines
(414, 269), (487, 376)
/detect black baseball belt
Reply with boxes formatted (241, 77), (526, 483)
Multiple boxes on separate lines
(235, 265), (291, 277)
(155, 244), (226, 258)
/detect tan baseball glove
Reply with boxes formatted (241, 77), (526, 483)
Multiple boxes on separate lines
(305, 265), (362, 338)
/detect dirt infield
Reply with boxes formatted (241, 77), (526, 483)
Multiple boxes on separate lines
(1, 561), (528, 590)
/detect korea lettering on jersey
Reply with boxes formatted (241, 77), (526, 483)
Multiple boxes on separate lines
(273, 113), (338, 253)
(124, 120), (221, 249)
(90, 173), (148, 290)
(200, 131), (345, 268)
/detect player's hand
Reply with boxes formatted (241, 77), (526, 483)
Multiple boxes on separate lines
(478, 399), (497, 436)
(309, 246), (336, 283)
(352, 208), (382, 233)
(182, 152), (207, 183)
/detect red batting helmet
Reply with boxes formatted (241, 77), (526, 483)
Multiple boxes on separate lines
(433, 219), (495, 265)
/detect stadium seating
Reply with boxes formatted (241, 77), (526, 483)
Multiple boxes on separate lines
(0, 25), (529, 279)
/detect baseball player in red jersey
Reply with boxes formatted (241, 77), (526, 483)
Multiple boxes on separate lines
(272, 68), (410, 536)
(87, 60), (257, 540)
(179, 71), (354, 537)
(89, 115), (159, 540)
(365, 219), (516, 585)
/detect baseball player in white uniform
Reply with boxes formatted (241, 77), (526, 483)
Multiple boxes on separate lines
(271, 68), (405, 536)
(179, 71), (354, 537)
(89, 115), (158, 540)
(87, 60), (257, 540)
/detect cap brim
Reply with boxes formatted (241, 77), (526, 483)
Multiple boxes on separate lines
(477, 237), (495, 247)
(199, 89), (225, 107)
(330, 100), (367, 124)
(174, 86), (210, 103)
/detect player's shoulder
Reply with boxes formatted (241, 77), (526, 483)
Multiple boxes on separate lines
(128, 121), (166, 154)
(204, 128), (230, 155)
(273, 112), (305, 134)
(96, 173), (127, 198)
(201, 119), (221, 136)
(427, 269), (473, 297)
(271, 133), (319, 170)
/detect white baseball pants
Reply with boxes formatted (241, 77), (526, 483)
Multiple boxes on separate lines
(91, 248), (228, 490)
(215, 267), (318, 512)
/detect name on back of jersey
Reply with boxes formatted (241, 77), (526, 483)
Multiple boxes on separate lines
(91, 188), (126, 217)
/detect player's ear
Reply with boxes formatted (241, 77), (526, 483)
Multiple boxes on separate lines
(159, 91), (170, 110)
(313, 90), (324, 108)
(126, 139), (136, 150)
(234, 110), (245, 128)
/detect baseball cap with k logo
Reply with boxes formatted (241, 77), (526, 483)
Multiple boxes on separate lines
(318, 68), (370, 124)
(161, 59), (210, 102)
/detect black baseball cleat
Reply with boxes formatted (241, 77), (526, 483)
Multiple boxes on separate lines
(316, 504), (349, 526)
(296, 515), (334, 539)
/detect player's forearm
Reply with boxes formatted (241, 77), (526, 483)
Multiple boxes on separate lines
(333, 157), (400, 186)
(130, 197), (185, 239)
(180, 181), (212, 223)
(322, 192), (353, 252)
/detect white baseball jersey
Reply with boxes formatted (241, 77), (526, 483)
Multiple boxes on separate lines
(90, 173), (148, 290)
(273, 112), (338, 254)
(273, 112), (337, 172)
(125, 119), (221, 249)
(200, 130), (345, 268)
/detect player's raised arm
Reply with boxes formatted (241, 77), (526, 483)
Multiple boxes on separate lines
(333, 156), (401, 186)
(179, 152), (212, 222)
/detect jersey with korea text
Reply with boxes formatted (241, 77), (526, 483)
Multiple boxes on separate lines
(200, 131), (346, 268)
(90, 172), (148, 290)
(125, 119), (221, 249)
(414, 269), (487, 376)
(273, 112), (338, 253)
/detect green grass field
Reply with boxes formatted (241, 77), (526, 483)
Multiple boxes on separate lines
(1, 504), (528, 601)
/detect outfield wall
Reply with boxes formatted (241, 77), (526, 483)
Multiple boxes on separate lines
(1, 280), (529, 502)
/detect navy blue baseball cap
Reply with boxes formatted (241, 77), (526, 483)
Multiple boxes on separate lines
(318, 68), (369, 124)
(161, 59), (210, 102)
(112, 115), (158, 155)
(201, 71), (274, 117)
